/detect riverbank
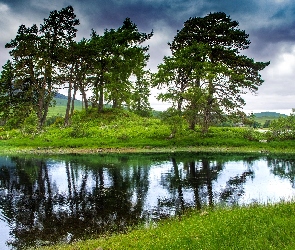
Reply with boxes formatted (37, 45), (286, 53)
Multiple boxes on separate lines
(1, 144), (295, 156)
(41, 202), (295, 250)
(1, 108), (295, 155)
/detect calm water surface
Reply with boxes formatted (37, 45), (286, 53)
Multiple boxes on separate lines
(1, 152), (295, 249)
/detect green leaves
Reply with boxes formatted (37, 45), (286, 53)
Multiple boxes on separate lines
(87, 19), (153, 111)
(154, 12), (269, 133)
(269, 111), (295, 140)
(3, 6), (80, 129)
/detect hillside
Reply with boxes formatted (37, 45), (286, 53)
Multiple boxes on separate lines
(253, 112), (287, 118)
(253, 111), (287, 126)
(49, 94), (288, 123)
(48, 96), (83, 117)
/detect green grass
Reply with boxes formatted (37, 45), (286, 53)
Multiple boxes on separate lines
(42, 202), (295, 250)
(1, 108), (295, 154)
(47, 98), (83, 117)
(254, 116), (279, 126)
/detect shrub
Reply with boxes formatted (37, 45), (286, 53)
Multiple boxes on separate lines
(160, 108), (185, 137)
(242, 128), (263, 141)
(46, 115), (64, 127)
(269, 113), (295, 140)
(21, 111), (39, 137)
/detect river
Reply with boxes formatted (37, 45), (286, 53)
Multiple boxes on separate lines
(0, 152), (295, 249)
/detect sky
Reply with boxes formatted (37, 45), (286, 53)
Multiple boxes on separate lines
(0, 0), (295, 114)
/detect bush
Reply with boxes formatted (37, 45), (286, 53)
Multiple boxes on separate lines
(269, 113), (295, 140)
(242, 128), (263, 141)
(46, 115), (64, 127)
(160, 108), (185, 137)
(21, 111), (39, 137)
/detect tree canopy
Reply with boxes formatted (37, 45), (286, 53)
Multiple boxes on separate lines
(154, 12), (270, 133)
(0, 9), (269, 133)
(0, 6), (153, 128)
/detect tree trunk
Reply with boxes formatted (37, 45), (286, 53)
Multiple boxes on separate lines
(202, 78), (214, 134)
(112, 99), (118, 109)
(41, 96), (50, 128)
(70, 82), (77, 117)
(98, 81), (104, 112)
(80, 87), (88, 110)
(64, 80), (72, 127)
(37, 92), (44, 129)
(177, 96), (183, 112)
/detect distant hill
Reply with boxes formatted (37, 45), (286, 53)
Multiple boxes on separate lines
(54, 93), (68, 100)
(54, 92), (70, 100)
(48, 94), (83, 116)
(252, 112), (287, 127)
(253, 112), (287, 118)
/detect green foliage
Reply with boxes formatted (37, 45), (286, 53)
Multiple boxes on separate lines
(154, 12), (269, 134)
(21, 111), (39, 137)
(45, 115), (65, 127)
(263, 120), (271, 128)
(4, 6), (79, 128)
(242, 128), (264, 141)
(43, 202), (295, 250)
(269, 112), (295, 140)
(0, 128), (21, 140)
(160, 108), (185, 137)
(88, 18), (153, 111)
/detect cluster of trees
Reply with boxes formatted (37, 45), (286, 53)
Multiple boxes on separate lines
(0, 6), (153, 128)
(0, 6), (269, 133)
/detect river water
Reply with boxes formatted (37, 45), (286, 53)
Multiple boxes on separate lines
(1, 152), (295, 249)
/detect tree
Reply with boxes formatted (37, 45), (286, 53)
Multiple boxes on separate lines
(0, 60), (22, 127)
(129, 69), (152, 117)
(4, 6), (79, 128)
(88, 18), (153, 112)
(4, 24), (41, 127)
(40, 5), (80, 126)
(63, 39), (92, 126)
(154, 12), (270, 133)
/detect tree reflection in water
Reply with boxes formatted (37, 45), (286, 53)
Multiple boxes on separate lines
(0, 153), (295, 249)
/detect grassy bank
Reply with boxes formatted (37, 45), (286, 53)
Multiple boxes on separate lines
(1, 108), (295, 155)
(42, 202), (295, 250)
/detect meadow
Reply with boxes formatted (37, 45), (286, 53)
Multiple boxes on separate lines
(1, 103), (295, 154)
(47, 97), (83, 117)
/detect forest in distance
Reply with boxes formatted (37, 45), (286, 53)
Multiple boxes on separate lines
(1, 6), (295, 152)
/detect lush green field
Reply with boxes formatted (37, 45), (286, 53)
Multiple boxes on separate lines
(47, 98), (83, 117)
(41, 202), (295, 250)
(253, 116), (278, 126)
(0, 108), (294, 154)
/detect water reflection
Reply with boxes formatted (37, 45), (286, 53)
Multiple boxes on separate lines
(0, 153), (295, 249)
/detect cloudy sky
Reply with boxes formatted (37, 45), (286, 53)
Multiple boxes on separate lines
(0, 0), (294, 114)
